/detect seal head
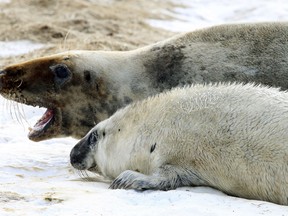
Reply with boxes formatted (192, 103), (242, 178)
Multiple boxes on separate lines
(0, 52), (112, 141)
(70, 130), (98, 171)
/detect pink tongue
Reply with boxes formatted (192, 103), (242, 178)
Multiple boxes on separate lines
(31, 109), (54, 132)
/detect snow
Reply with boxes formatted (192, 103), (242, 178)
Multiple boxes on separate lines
(149, 0), (288, 32)
(0, 0), (10, 3)
(0, 41), (45, 58)
(1, 0), (288, 215)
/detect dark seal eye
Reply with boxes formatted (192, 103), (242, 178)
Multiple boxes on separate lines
(50, 64), (71, 87)
(54, 65), (69, 79)
(88, 131), (98, 145)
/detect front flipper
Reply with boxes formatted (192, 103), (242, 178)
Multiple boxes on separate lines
(109, 170), (156, 190)
(109, 165), (206, 191)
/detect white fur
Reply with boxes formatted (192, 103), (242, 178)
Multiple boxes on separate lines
(74, 83), (288, 205)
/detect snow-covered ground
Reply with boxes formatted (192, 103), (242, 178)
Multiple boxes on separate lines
(1, 0), (288, 215)
(149, 0), (288, 32)
(0, 40), (45, 58)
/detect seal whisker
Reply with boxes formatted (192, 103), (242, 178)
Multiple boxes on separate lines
(1, 95), (8, 118)
(16, 79), (23, 89)
(8, 99), (15, 121)
(16, 101), (29, 127)
(13, 101), (21, 125)
(71, 168), (84, 181)
(83, 170), (94, 181)
(3, 97), (17, 123)
(12, 101), (23, 126)
(61, 29), (71, 51)
(15, 102), (27, 128)
(5, 97), (12, 120)
(77, 170), (84, 180)
(19, 102), (29, 125)
(9, 95), (19, 123)
(80, 170), (88, 181)
(78, 170), (84, 179)
(76, 170), (98, 182)
(78, 170), (90, 182)
(5, 97), (9, 117)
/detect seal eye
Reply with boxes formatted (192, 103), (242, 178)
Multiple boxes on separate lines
(50, 64), (71, 87)
(88, 131), (98, 145)
(54, 65), (69, 79)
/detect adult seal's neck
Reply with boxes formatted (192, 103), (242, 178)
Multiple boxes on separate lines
(137, 35), (189, 91)
(73, 49), (157, 116)
(87, 36), (189, 110)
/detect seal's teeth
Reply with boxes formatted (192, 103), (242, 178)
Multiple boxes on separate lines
(28, 109), (55, 140)
(32, 123), (47, 132)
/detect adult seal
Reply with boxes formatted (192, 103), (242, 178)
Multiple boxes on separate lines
(70, 83), (288, 206)
(2, 22), (288, 141)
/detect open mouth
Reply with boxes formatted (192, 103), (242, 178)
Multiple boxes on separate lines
(87, 163), (97, 172)
(28, 108), (55, 140)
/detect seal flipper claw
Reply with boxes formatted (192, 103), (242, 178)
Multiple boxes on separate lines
(109, 170), (137, 189)
(109, 165), (197, 191)
(109, 170), (155, 190)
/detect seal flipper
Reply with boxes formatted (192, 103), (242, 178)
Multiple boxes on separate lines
(109, 170), (155, 190)
(109, 165), (206, 191)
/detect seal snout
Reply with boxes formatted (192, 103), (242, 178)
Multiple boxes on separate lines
(70, 138), (95, 170)
(70, 145), (87, 170)
(0, 69), (6, 75)
(0, 70), (6, 91)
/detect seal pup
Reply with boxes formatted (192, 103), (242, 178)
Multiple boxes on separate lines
(70, 83), (288, 205)
(2, 22), (288, 141)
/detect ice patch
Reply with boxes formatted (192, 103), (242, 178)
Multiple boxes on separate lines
(0, 40), (45, 58)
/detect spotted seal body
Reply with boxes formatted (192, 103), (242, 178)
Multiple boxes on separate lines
(70, 83), (288, 205)
(2, 22), (288, 141)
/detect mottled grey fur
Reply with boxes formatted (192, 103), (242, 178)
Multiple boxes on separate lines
(2, 22), (288, 141)
(142, 22), (288, 90)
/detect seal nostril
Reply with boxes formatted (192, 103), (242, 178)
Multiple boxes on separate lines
(70, 156), (81, 169)
(0, 70), (6, 75)
(70, 149), (84, 169)
(0, 70), (5, 90)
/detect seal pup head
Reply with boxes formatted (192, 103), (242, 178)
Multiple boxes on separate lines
(70, 120), (111, 176)
(70, 128), (98, 171)
(0, 51), (115, 141)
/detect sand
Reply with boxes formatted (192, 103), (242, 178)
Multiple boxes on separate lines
(0, 0), (180, 67)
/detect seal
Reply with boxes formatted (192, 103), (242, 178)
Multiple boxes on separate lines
(2, 22), (288, 141)
(70, 83), (288, 205)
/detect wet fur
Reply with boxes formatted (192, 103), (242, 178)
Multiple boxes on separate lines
(2, 22), (288, 140)
(70, 83), (288, 205)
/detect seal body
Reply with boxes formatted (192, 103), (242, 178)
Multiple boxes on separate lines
(2, 22), (288, 141)
(70, 83), (288, 205)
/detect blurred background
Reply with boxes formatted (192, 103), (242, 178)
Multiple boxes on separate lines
(0, 0), (177, 67)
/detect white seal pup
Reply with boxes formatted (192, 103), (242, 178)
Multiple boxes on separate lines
(2, 22), (288, 141)
(70, 83), (288, 205)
